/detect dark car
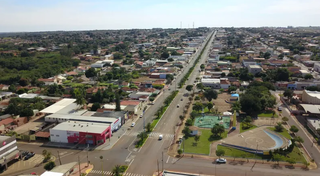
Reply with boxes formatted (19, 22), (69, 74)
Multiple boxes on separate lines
(24, 152), (35, 160)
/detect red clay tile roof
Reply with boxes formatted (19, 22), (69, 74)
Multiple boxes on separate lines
(0, 118), (14, 126)
(121, 100), (140, 106)
(35, 131), (50, 138)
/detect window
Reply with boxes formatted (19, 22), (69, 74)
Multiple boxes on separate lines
(56, 135), (59, 137)
(51, 134), (54, 136)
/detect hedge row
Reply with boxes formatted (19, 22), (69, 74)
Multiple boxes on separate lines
(178, 33), (214, 88)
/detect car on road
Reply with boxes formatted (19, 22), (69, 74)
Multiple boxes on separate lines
(158, 134), (163, 140)
(181, 98), (183, 101)
(177, 104), (179, 108)
(24, 152), (35, 160)
(131, 122), (135, 127)
(216, 158), (227, 164)
(278, 106), (282, 111)
(140, 115), (143, 118)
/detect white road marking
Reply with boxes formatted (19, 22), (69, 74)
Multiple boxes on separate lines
(166, 156), (170, 163)
(129, 158), (135, 167)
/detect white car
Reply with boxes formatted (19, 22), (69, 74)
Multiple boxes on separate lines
(216, 158), (227, 163)
(131, 122), (135, 127)
(158, 134), (163, 140)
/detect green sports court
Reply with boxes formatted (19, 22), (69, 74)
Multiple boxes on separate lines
(194, 115), (230, 129)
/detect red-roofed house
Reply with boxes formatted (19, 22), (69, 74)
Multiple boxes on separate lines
(121, 100), (143, 114)
(38, 77), (61, 85)
(0, 118), (14, 131)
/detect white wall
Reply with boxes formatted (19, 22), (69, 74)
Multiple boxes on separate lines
(50, 129), (68, 143)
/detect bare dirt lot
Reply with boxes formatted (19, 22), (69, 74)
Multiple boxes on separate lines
(212, 93), (231, 113)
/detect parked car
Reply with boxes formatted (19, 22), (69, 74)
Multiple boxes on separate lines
(131, 122), (135, 127)
(24, 152), (35, 160)
(177, 104), (180, 108)
(158, 134), (163, 140)
(278, 106), (282, 111)
(216, 158), (227, 164)
(139, 115), (143, 118)
(181, 98), (183, 101)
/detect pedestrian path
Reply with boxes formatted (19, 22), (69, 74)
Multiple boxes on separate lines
(89, 170), (150, 176)
(125, 132), (174, 139)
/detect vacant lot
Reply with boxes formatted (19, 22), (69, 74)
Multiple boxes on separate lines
(132, 76), (158, 83)
(212, 93), (231, 113)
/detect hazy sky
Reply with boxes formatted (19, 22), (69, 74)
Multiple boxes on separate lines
(1, 0), (320, 32)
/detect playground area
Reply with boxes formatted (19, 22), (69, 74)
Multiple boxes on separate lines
(194, 115), (230, 129)
(221, 127), (290, 151)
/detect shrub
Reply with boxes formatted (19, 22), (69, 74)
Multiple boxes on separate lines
(44, 161), (56, 170)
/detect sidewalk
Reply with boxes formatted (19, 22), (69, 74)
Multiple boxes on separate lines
(70, 163), (94, 176)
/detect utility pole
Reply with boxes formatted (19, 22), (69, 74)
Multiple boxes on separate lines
(57, 150), (62, 165)
(87, 144), (89, 166)
(162, 151), (164, 171)
(157, 159), (160, 176)
(78, 156), (81, 176)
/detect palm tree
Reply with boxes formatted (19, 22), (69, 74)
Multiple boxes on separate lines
(112, 165), (121, 176)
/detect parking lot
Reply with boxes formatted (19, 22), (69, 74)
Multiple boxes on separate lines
(1, 154), (44, 176)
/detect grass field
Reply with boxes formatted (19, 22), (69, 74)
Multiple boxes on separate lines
(183, 129), (228, 155)
(240, 123), (257, 133)
(268, 127), (292, 139)
(258, 111), (278, 118)
(217, 145), (306, 163)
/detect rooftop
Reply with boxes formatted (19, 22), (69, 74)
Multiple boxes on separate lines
(201, 78), (220, 83)
(304, 90), (320, 99)
(47, 113), (118, 123)
(300, 104), (320, 114)
(248, 65), (262, 69)
(51, 121), (110, 134)
(40, 98), (76, 114)
(307, 118), (320, 130)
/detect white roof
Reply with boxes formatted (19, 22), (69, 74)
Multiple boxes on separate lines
(201, 78), (220, 84)
(47, 113), (118, 123)
(102, 104), (127, 109)
(305, 90), (320, 99)
(248, 65), (261, 69)
(307, 118), (320, 129)
(41, 171), (64, 176)
(18, 93), (39, 99)
(40, 99), (76, 114)
(51, 121), (110, 134)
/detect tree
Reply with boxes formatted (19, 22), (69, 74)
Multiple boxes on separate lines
(194, 135), (200, 146)
(113, 52), (123, 60)
(8, 84), (16, 92)
(20, 108), (34, 117)
(196, 83), (204, 91)
(44, 161), (56, 170)
(294, 136), (304, 144)
(19, 78), (29, 86)
(304, 74), (314, 80)
(85, 68), (97, 78)
(227, 86), (237, 93)
(290, 125), (299, 133)
(282, 116), (289, 124)
(216, 149), (225, 159)
(263, 52), (271, 59)
(273, 154), (281, 164)
(221, 72), (226, 77)
(112, 165), (122, 176)
(146, 122), (152, 132)
(200, 64), (205, 70)
(240, 94), (262, 114)
(231, 101), (241, 113)
(207, 102), (214, 112)
(186, 85), (193, 92)
(115, 93), (121, 111)
(179, 115), (185, 122)
(193, 102), (204, 112)
(286, 158), (296, 166)
(42, 150), (48, 157)
(283, 89), (293, 99)
(74, 88), (86, 108)
(182, 126), (191, 137)
(303, 161), (310, 169)
(137, 132), (148, 141)
(161, 51), (169, 59)
(203, 89), (218, 102)
(275, 68), (289, 81)
(211, 124), (225, 137)
(177, 149), (183, 156)
(275, 122), (284, 132)
(91, 102), (100, 111)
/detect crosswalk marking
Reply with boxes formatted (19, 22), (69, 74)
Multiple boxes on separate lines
(125, 132), (174, 139)
(89, 170), (150, 176)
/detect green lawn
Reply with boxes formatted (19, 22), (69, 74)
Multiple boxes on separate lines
(258, 111), (278, 118)
(217, 145), (306, 163)
(268, 127), (292, 139)
(183, 129), (228, 155)
(240, 123), (257, 133)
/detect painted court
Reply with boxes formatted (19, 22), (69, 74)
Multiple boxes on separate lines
(221, 127), (290, 151)
(194, 115), (230, 129)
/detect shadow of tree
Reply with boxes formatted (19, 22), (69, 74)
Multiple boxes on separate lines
(271, 164), (283, 169)
(208, 135), (222, 142)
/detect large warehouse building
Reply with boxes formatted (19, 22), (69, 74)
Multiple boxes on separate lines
(0, 136), (19, 169)
(302, 90), (320, 104)
(50, 121), (111, 145)
(41, 98), (127, 146)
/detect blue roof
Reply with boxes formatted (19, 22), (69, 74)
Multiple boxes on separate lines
(231, 94), (239, 97)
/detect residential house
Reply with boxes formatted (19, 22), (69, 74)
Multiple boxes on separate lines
(38, 77), (61, 85)
(242, 59), (256, 67)
(269, 60), (289, 66)
(220, 80), (231, 89)
(314, 62), (320, 72)
(248, 65), (262, 75)
(201, 78), (221, 89)
(120, 100), (143, 115)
